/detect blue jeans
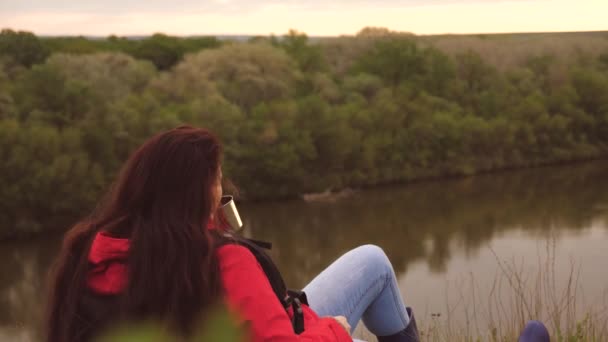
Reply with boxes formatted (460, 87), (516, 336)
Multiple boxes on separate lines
(302, 245), (551, 342)
(303, 245), (411, 339)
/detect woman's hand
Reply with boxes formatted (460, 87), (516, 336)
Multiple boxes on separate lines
(332, 315), (351, 335)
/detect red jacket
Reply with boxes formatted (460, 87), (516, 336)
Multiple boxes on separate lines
(87, 231), (352, 342)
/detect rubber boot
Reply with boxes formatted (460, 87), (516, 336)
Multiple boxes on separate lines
(519, 320), (550, 342)
(376, 307), (420, 342)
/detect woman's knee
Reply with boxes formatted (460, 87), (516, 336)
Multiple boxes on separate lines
(352, 244), (393, 276)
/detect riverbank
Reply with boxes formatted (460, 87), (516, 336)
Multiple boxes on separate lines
(300, 157), (608, 203)
(1, 158), (607, 241)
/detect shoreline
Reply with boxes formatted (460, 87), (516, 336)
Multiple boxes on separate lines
(1, 157), (606, 241)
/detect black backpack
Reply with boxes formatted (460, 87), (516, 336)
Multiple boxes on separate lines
(213, 231), (308, 334)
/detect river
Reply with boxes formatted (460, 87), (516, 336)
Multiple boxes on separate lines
(1, 161), (607, 340)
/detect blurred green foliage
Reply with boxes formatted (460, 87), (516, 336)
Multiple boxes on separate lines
(1, 29), (608, 238)
(96, 306), (244, 342)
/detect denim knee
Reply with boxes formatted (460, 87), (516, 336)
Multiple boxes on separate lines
(355, 244), (393, 278)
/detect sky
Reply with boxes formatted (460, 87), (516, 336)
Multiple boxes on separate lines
(0, 0), (607, 36)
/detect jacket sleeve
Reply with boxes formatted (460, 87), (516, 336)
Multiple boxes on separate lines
(217, 245), (352, 342)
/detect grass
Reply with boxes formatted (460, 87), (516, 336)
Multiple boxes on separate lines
(355, 238), (608, 342)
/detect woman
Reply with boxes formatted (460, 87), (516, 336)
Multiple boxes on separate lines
(46, 126), (547, 342)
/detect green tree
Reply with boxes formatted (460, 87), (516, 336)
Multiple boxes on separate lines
(13, 63), (90, 126)
(182, 36), (222, 54)
(0, 120), (104, 237)
(0, 59), (14, 119)
(354, 37), (426, 89)
(571, 68), (608, 143)
(43, 36), (117, 54)
(130, 34), (185, 70)
(279, 30), (326, 73)
(14, 53), (155, 127)
(0, 29), (50, 67)
(157, 43), (297, 111)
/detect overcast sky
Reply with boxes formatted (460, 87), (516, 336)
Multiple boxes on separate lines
(1, 0), (606, 36)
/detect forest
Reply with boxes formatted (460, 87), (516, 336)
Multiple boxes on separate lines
(1, 27), (608, 238)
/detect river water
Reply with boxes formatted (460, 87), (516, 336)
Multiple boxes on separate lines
(1, 162), (607, 340)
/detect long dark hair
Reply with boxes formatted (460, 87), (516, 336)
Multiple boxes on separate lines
(46, 126), (224, 341)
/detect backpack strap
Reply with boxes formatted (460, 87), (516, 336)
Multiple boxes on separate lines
(213, 231), (306, 334)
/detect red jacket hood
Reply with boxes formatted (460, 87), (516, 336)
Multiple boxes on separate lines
(88, 220), (219, 295)
(88, 232), (130, 294)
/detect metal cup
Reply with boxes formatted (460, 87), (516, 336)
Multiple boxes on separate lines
(220, 195), (243, 230)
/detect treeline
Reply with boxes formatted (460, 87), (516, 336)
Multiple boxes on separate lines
(1, 28), (608, 238)
(0, 29), (221, 69)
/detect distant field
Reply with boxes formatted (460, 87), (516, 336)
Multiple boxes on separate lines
(419, 31), (608, 68)
(318, 30), (608, 73)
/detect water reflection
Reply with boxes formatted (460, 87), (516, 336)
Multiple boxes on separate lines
(0, 161), (607, 339)
(0, 236), (59, 341)
(242, 162), (608, 287)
